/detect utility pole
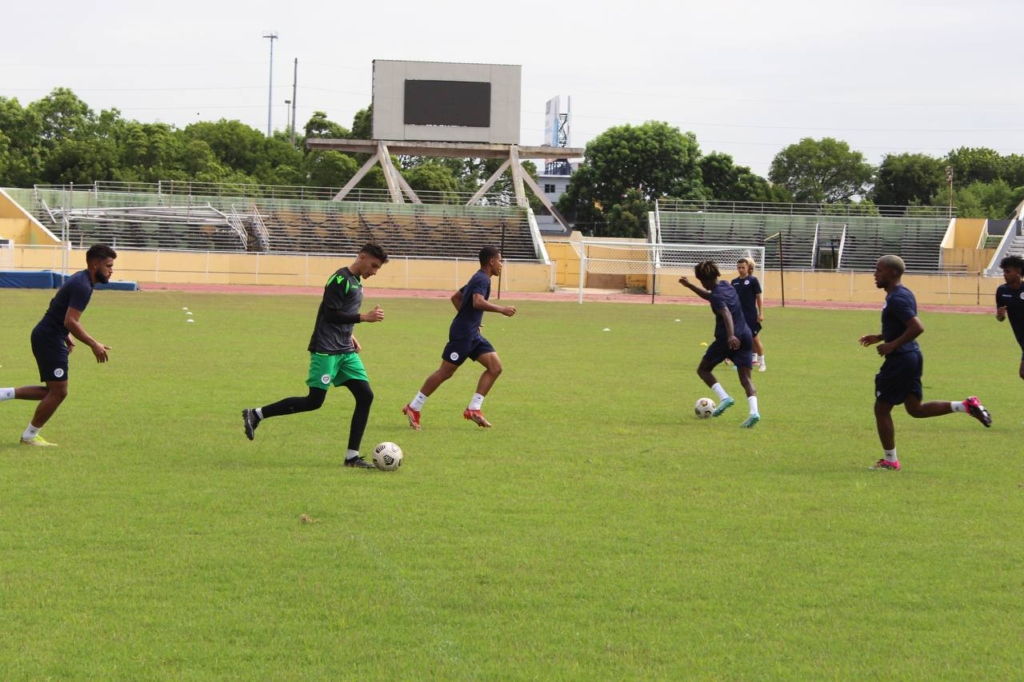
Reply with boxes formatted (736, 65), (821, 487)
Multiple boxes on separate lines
(263, 32), (278, 137)
(290, 58), (298, 146)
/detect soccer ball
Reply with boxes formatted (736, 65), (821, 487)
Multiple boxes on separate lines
(373, 442), (403, 471)
(694, 397), (716, 419)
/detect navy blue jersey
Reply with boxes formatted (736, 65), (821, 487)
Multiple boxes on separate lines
(450, 270), (491, 340)
(709, 281), (750, 341)
(881, 285), (920, 354)
(731, 275), (762, 327)
(38, 270), (93, 336)
(996, 283), (1024, 349)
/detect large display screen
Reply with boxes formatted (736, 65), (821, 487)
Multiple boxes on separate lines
(404, 80), (492, 128)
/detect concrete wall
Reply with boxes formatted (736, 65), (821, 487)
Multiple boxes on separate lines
(0, 190), (59, 245)
(9, 245), (554, 293)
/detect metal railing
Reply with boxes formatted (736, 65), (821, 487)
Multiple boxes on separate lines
(658, 199), (954, 219)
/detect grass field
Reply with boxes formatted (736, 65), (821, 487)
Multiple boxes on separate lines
(1, 286), (1022, 679)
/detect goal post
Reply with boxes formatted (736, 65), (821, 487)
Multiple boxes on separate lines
(575, 240), (766, 303)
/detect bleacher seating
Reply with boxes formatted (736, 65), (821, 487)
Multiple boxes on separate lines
(23, 186), (545, 262)
(658, 201), (949, 272)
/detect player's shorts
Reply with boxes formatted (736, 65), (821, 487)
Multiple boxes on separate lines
(306, 352), (368, 389)
(703, 335), (753, 369)
(874, 350), (923, 405)
(442, 336), (496, 366)
(31, 324), (70, 383)
(749, 320), (762, 336)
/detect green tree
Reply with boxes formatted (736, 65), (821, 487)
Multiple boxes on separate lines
(700, 152), (791, 203)
(303, 111), (349, 141)
(768, 137), (874, 203)
(0, 96), (42, 186)
(871, 153), (946, 206)
(945, 147), (1002, 187)
(558, 121), (702, 237)
(936, 180), (1024, 219)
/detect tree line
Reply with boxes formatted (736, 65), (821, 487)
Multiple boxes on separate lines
(2, 88), (1023, 239)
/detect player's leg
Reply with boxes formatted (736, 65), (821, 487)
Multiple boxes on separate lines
(1018, 351), (1024, 381)
(21, 380), (67, 446)
(21, 333), (70, 446)
(341, 379), (376, 468)
(404, 358), (460, 430)
(753, 331), (766, 371)
(698, 349), (734, 417)
(242, 353), (333, 440)
(871, 400), (901, 470)
(872, 359), (903, 469)
(737, 367), (760, 428)
(464, 348), (500, 428)
(334, 355), (375, 468)
(0, 386), (49, 401)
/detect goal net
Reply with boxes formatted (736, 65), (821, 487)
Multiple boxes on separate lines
(574, 240), (765, 302)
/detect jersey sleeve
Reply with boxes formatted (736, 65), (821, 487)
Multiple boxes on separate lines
(67, 279), (92, 313)
(751, 277), (762, 296)
(891, 291), (917, 322)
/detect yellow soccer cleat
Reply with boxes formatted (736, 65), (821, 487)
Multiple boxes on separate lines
(20, 435), (57, 447)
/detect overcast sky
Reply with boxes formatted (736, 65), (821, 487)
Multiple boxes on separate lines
(3, 0), (1022, 177)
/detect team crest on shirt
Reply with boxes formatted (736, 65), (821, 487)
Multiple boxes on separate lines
(449, 352), (460, 361)
(320, 374), (331, 385)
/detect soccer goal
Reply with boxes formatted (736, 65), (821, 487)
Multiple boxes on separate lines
(575, 240), (765, 303)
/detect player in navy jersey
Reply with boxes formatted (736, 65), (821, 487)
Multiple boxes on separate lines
(680, 260), (760, 428)
(1, 244), (116, 446)
(241, 243), (388, 469)
(859, 255), (991, 471)
(403, 246), (517, 429)
(994, 254), (1024, 382)
(732, 257), (766, 371)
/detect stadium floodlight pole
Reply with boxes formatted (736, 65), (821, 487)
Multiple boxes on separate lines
(765, 232), (785, 308)
(290, 58), (298, 147)
(263, 32), (278, 137)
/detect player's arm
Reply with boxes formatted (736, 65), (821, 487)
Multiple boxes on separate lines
(875, 316), (924, 356)
(996, 291), (1006, 321)
(451, 290), (464, 310)
(679, 276), (711, 300)
(755, 293), (764, 322)
(472, 292), (515, 317)
(64, 307), (109, 363)
(716, 306), (740, 349)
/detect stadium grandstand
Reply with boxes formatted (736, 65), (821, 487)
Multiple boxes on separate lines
(18, 181), (545, 263)
(656, 200), (954, 272)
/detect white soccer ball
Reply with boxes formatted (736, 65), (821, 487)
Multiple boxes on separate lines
(694, 397), (716, 419)
(373, 442), (404, 471)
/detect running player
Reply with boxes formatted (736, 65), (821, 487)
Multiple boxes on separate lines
(1, 244), (117, 446)
(732, 257), (766, 371)
(403, 246), (516, 429)
(680, 260), (760, 428)
(995, 254), (1024, 382)
(859, 255), (991, 471)
(241, 243), (388, 469)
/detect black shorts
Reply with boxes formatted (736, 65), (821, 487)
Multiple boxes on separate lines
(875, 350), (923, 405)
(442, 336), (496, 366)
(703, 335), (754, 370)
(31, 324), (70, 383)
(749, 320), (762, 337)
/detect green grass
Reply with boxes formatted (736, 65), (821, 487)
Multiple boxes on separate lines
(1, 288), (1022, 679)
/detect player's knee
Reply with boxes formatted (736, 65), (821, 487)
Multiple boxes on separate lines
(353, 384), (374, 408)
(49, 384), (69, 401)
(305, 389), (327, 410)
